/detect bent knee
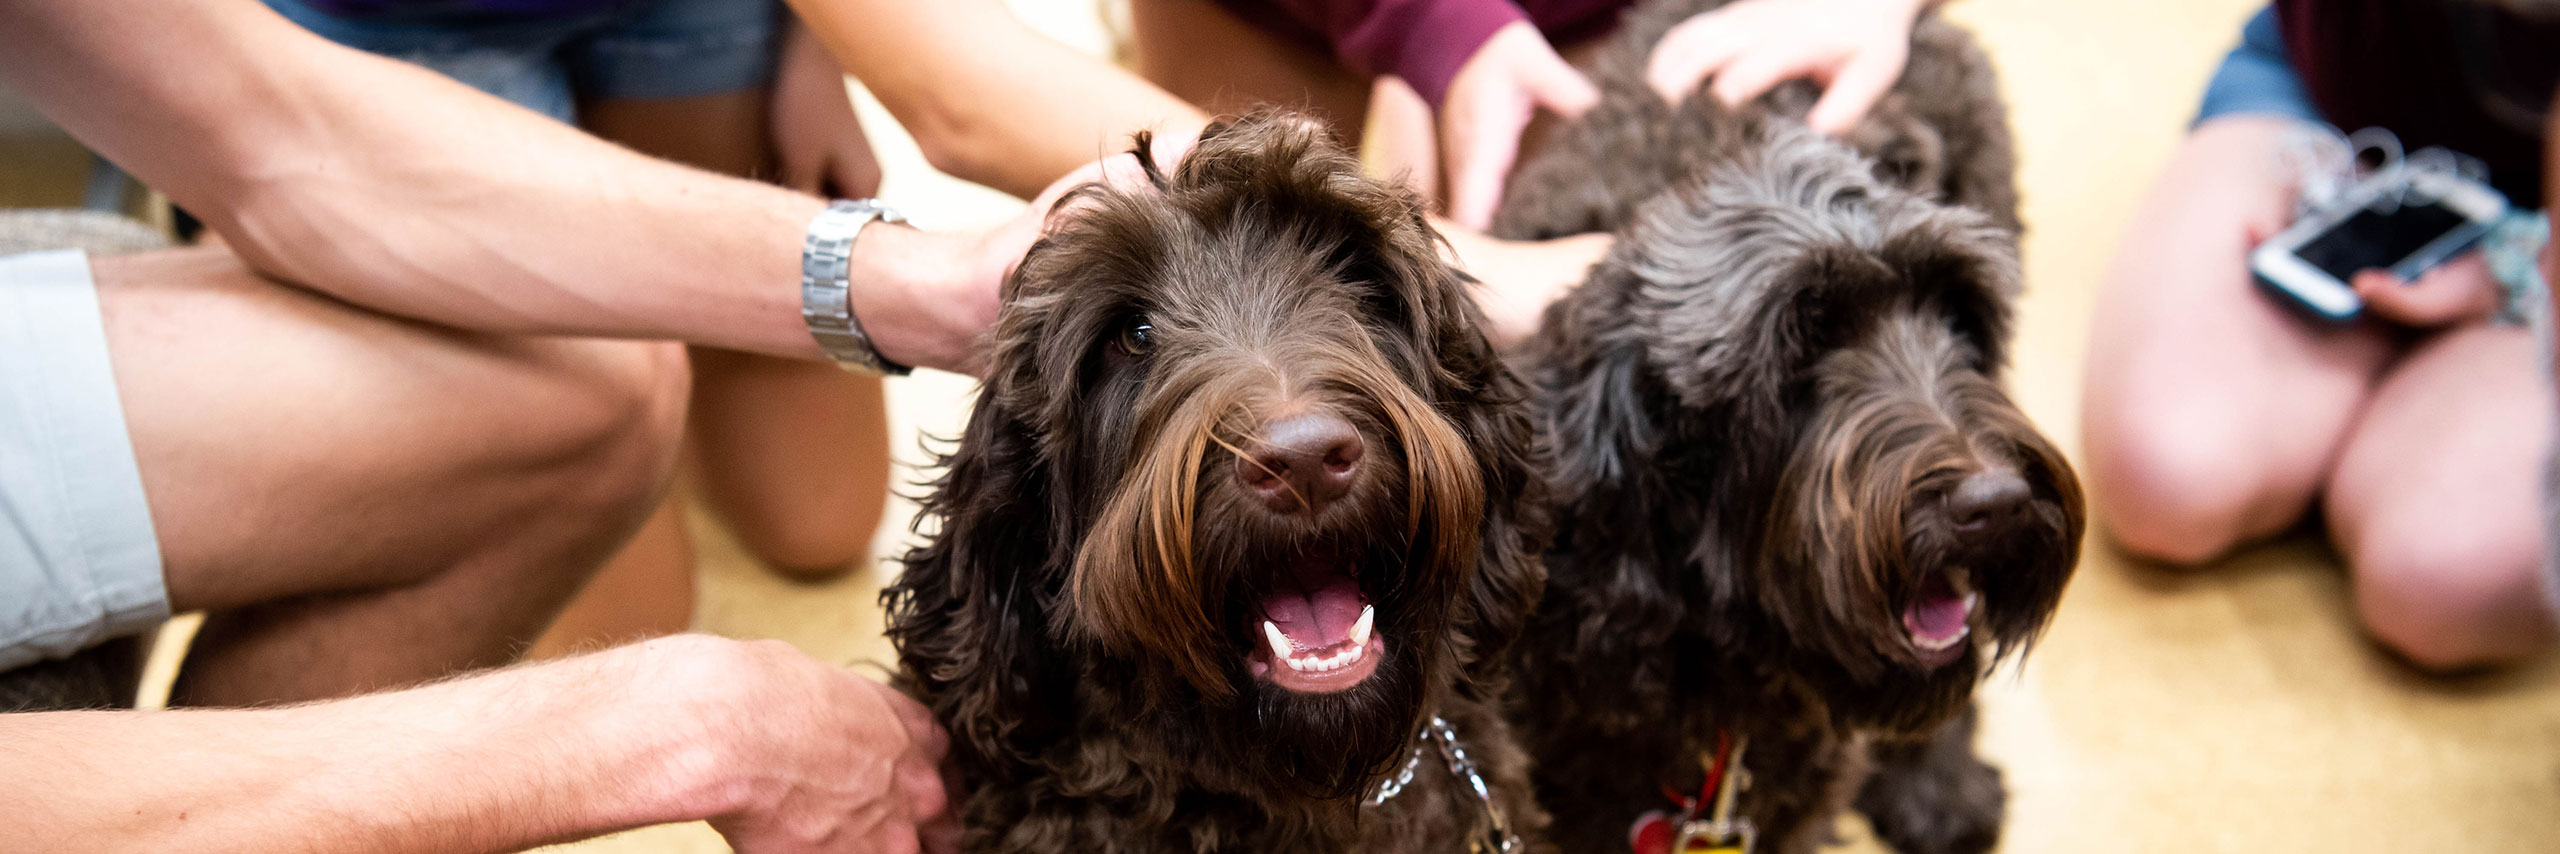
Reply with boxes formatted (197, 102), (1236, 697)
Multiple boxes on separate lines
(532, 340), (692, 518)
(2082, 409), (2285, 566)
(2352, 531), (2556, 672)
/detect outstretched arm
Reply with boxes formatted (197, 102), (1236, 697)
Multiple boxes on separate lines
(0, 636), (954, 854)
(0, 0), (999, 371)
(785, 0), (1212, 199)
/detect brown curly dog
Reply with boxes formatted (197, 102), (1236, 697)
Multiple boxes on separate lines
(888, 112), (1554, 854)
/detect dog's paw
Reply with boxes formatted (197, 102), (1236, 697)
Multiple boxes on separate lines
(1854, 746), (2004, 854)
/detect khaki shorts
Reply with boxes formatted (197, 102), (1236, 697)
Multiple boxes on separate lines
(0, 249), (168, 672)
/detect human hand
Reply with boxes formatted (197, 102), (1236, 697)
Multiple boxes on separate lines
(1439, 225), (1615, 347)
(638, 636), (956, 854)
(771, 22), (883, 199)
(1441, 20), (1601, 230)
(852, 148), (1163, 376)
(931, 149), (1167, 374)
(2352, 252), (2503, 328)
(1645, 0), (1928, 135)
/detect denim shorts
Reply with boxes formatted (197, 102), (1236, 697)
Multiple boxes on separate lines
(265, 0), (782, 122)
(2194, 6), (2326, 127)
(0, 250), (169, 673)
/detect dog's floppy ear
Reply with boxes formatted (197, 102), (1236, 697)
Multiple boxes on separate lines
(1520, 285), (1696, 728)
(886, 385), (1066, 774)
(1528, 272), (1665, 501)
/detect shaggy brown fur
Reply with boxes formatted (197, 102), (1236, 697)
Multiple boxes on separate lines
(886, 112), (1554, 853)
(1495, 3), (2083, 853)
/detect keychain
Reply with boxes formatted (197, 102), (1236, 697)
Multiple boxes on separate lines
(1629, 734), (1755, 854)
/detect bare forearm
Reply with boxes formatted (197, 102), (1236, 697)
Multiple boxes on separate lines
(0, 0), (978, 366)
(0, 649), (697, 853)
(787, 0), (1209, 197)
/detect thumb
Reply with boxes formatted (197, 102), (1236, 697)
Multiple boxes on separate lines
(1521, 49), (1601, 118)
(1805, 50), (1903, 136)
(2352, 254), (2500, 327)
(1446, 116), (1526, 231)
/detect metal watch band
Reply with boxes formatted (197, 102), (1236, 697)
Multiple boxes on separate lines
(801, 199), (912, 376)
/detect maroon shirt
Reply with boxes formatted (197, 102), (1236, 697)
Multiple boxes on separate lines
(2277, 0), (2558, 206)
(1210, 0), (1630, 109)
(303, 0), (633, 15)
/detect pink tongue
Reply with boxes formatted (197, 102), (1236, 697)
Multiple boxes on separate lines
(1904, 574), (1970, 641)
(1262, 572), (1367, 650)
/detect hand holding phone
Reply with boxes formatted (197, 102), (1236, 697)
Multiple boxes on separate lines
(2250, 159), (2509, 321)
(2348, 252), (2504, 327)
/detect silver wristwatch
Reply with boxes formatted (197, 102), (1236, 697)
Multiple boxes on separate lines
(802, 199), (912, 376)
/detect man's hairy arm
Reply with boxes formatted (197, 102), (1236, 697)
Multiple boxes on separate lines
(0, 636), (953, 854)
(0, 0), (989, 371)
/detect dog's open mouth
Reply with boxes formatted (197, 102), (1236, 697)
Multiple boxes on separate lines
(1902, 570), (1978, 668)
(1248, 558), (1384, 694)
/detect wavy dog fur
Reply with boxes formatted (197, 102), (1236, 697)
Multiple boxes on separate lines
(888, 112), (1552, 853)
(1497, 3), (2083, 853)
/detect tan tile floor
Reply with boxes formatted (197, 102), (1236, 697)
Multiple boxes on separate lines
(11, 0), (2551, 850)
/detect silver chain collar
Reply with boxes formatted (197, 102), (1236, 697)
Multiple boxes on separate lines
(1363, 716), (1516, 853)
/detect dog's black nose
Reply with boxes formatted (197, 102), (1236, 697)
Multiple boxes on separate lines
(1238, 413), (1364, 515)
(1948, 468), (2032, 532)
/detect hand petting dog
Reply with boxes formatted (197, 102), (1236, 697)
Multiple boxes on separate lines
(1646, 0), (1939, 134)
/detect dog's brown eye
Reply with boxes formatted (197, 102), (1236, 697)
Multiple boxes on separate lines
(1117, 318), (1155, 356)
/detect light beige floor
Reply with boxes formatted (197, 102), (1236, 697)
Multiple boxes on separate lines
(19, 0), (2531, 851)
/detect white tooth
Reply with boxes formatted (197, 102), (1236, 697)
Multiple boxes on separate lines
(1263, 621), (1294, 660)
(1913, 625), (1969, 651)
(1350, 605), (1375, 648)
(1287, 655), (1313, 672)
(1962, 592), (1980, 614)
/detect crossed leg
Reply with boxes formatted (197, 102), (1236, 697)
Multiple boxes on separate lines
(92, 247), (690, 706)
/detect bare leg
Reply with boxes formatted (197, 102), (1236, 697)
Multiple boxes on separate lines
(2326, 323), (2558, 670)
(95, 248), (689, 705)
(578, 91), (895, 582)
(1126, 0), (1373, 143)
(526, 496), (694, 659)
(2081, 116), (2397, 565)
(687, 348), (892, 575)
